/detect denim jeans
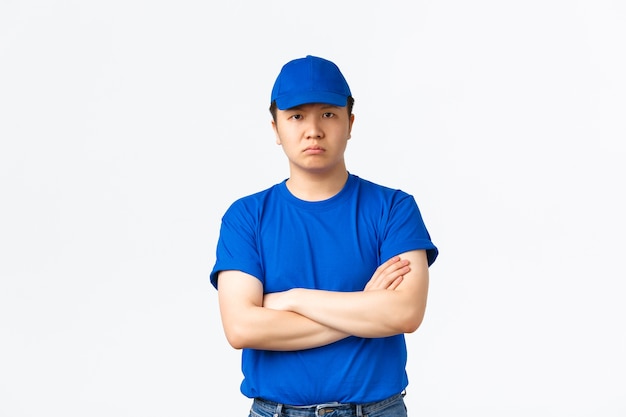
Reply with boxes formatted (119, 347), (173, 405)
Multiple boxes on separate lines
(249, 392), (407, 417)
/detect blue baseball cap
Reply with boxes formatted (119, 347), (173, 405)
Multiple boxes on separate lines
(270, 55), (352, 110)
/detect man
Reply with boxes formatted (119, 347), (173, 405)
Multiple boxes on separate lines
(210, 55), (438, 417)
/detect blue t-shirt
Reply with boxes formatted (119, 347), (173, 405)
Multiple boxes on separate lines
(210, 174), (438, 405)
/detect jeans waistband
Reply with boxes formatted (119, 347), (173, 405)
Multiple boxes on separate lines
(253, 391), (405, 417)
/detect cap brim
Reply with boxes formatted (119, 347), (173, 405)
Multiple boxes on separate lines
(275, 91), (348, 110)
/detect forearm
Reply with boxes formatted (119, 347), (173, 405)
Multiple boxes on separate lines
(218, 270), (349, 351)
(284, 288), (426, 338)
(221, 304), (349, 351)
(266, 250), (430, 338)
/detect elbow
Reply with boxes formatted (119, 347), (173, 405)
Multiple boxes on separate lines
(396, 308), (426, 334)
(225, 335), (246, 350)
(222, 324), (251, 350)
(220, 305), (267, 349)
(401, 315), (424, 334)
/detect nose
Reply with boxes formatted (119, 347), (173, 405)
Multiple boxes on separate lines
(305, 119), (323, 139)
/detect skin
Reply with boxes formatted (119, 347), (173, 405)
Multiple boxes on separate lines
(272, 103), (354, 200)
(217, 103), (430, 350)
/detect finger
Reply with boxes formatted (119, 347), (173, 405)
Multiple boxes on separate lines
(381, 266), (409, 289)
(370, 256), (401, 281)
(366, 259), (405, 290)
(374, 259), (409, 282)
(365, 258), (398, 290)
(376, 257), (408, 280)
(365, 256), (411, 291)
(365, 264), (410, 291)
(386, 276), (404, 291)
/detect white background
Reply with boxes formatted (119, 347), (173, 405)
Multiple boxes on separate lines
(1, 1), (625, 416)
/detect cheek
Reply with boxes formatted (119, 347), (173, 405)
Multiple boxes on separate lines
(282, 142), (299, 155)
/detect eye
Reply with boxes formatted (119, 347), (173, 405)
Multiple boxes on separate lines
(289, 114), (303, 120)
(322, 112), (335, 118)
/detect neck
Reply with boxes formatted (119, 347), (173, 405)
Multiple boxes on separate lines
(285, 167), (349, 202)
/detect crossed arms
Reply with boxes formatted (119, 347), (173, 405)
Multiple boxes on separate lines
(216, 249), (429, 351)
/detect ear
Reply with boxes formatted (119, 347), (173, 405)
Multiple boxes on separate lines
(271, 120), (281, 145)
(347, 114), (355, 140)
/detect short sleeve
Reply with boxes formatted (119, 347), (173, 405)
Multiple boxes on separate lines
(209, 200), (264, 289)
(379, 193), (438, 266)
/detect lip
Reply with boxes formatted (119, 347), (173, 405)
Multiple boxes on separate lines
(304, 146), (325, 154)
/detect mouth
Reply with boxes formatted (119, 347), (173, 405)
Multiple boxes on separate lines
(304, 146), (325, 153)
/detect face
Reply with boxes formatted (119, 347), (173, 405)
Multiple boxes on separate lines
(272, 103), (355, 176)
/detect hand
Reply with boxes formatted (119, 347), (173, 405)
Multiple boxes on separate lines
(364, 256), (410, 291)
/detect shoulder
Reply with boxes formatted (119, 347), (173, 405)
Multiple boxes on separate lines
(223, 181), (284, 217)
(351, 174), (414, 203)
(237, 181), (282, 202)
